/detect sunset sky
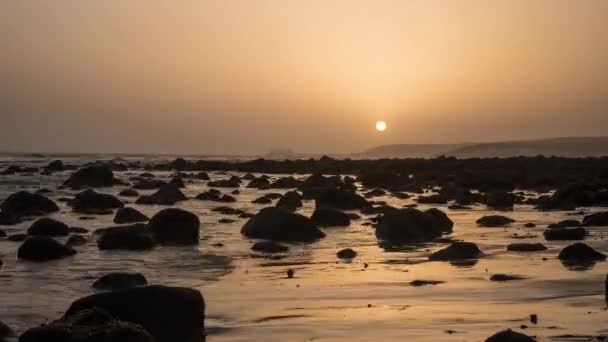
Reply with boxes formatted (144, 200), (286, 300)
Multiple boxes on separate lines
(3, 0), (608, 155)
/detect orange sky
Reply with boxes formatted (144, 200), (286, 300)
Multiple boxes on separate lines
(2, 0), (608, 154)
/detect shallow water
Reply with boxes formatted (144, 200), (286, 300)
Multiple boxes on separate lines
(1, 156), (608, 341)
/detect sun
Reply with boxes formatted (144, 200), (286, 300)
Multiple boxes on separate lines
(375, 120), (387, 132)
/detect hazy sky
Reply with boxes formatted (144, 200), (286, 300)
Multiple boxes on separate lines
(2, 0), (608, 155)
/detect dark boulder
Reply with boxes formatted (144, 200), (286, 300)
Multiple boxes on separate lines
(476, 215), (515, 227)
(251, 240), (289, 253)
(136, 184), (188, 205)
(241, 207), (325, 242)
(270, 176), (301, 189)
(119, 188), (140, 197)
(558, 243), (606, 262)
(0, 210), (19, 225)
(1, 191), (59, 217)
(66, 234), (88, 247)
(543, 227), (587, 240)
(195, 189), (222, 201)
(208, 176), (241, 188)
(313, 188), (370, 210)
(276, 191), (303, 211)
(486, 192), (515, 209)
(247, 177), (270, 189)
(8, 233), (27, 242)
(485, 329), (534, 342)
(65, 285), (206, 342)
(45, 159), (65, 172)
(547, 219), (581, 228)
(63, 164), (115, 189)
(337, 248), (357, 259)
(133, 179), (167, 190)
(114, 207), (149, 224)
(195, 172), (210, 180)
(18, 236), (76, 262)
(148, 208), (200, 245)
(582, 212), (608, 226)
(19, 308), (154, 342)
(97, 224), (155, 251)
(93, 272), (148, 291)
(490, 274), (525, 281)
(311, 206), (351, 227)
(27, 217), (70, 237)
(429, 242), (482, 261)
(376, 208), (453, 244)
(169, 176), (186, 188)
(0, 320), (15, 340)
(71, 189), (124, 214)
(416, 194), (448, 204)
(252, 195), (273, 204)
(507, 243), (547, 252)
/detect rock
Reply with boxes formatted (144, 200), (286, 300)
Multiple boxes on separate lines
(429, 242), (482, 261)
(119, 188), (140, 197)
(582, 212), (608, 226)
(477, 215), (515, 227)
(376, 208), (453, 243)
(410, 280), (445, 286)
(66, 234), (88, 247)
(543, 227), (587, 240)
(507, 243), (547, 252)
(218, 218), (236, 224)
(270, 176), (301, 189)
(0, 229), (5, 238)
(114, 207), (149, 224)
(337, 248), (357, 259)
(486, 192), (515, 209)
(1, 191), (59, 217)
(252, 195), (273, 204)
(19, 308), (154, 342)
(558, 243), (606, 262)
(196, 189), (222, 201)
(0, 210), (19, 225)
(93, 272), (148, 291)
(195, 172), (210, 180)
(97, 224), (156, 251)
(71, 189), (124, 214)
(8, 233), (27, 242)
(136, 184), (188, 205)
(485, 329), (535, 342)
(208, 176), (241, 188)
(18, 236), (76, 262)
(313, 188), (370, 210)
(45, 159), (65, 171)
(242, 173), (255, 180)
(65, 285), (206, 342)
(241, 207), (325, 242)
(27, 217), (70, 236)
(247, 177), (270, 189)
(0, 320), (15, 340)
(133, 179), (167, 190)
(547, 219), (581, 228)
(417, 194), (448, 204)
(490, 274), (525, 281)
(212, 206), (245, 216)
(311, 206), (351, 227)
(524, 222), (536, 228)
(148, 208), (200, 245)
(276, 191), (303, 211)
(169, 176), (185, 188)
(364, 189), (386, 198)
(251, 240), (289, 253)
(448, 204), (472, 210)
(63, 164), (115, 188)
